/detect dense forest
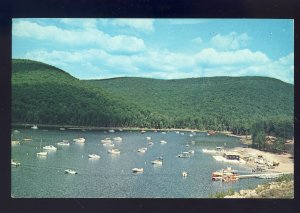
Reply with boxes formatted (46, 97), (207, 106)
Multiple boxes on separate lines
(12, 59), (294, 139)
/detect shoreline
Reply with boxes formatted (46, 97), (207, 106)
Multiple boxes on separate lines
(11, 123), (210, 133)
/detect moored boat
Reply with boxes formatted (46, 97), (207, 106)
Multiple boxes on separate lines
(11, 159), (21, 166)
(113, 137), (122, 141)
(137, 147), (147, 153)
(177, 152), (191, 158)
(36, 151), (48, 156)
(57, 141), (70, 146)
(31, 125), (38, 130)
(88, 154), (101, 159)
(43, 145), (57, 150)
(108, 149), (120, 154)
(182, 171), (188, 177)
(73, 137), (85, 143)
(160, 140), (167, 144)
(65, 169), (77, 175)
(132, 168), (144, 173)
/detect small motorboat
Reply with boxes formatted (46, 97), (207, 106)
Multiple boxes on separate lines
(132, 168), (144, 173)
(36, 151), (48, 156)
(160, 140), (167, 144)
(43, 145), (57, 150)
(151, 159), (163, 165)
(57, 141), (70, 146)
(177, 152), (190, 158)
(88, 154), (100, 159)
(113, 137), (122, 141)
(137, 147), (147, 153)
(182, 171), (188, 177)
(188, 150), (195, 154)
(103, 143), (115, 147)
(101, 138), (112, 143)
(31, 125), (38, 130)
(146, 136), (151, 140)
(65, 169), (77, 175)
(11, 140), (20, 145)
(108, 149), (120, 154)
(148, 142), (154, 146)
(73, 138), (85, 143)
(108, 129), (115, 133)
(11, 159), (21, 167)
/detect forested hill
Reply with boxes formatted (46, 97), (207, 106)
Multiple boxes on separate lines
(12, 59), (157, 127)
(12, 59), (294, 135)
(87, 76), (293, 133)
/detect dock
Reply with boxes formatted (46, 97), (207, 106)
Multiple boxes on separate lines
(237, 172), (292, 179)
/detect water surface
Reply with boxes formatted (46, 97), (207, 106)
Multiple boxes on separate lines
(11, 128), (269, 198)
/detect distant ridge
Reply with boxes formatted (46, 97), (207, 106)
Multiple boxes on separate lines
(12, 59), (294, 134)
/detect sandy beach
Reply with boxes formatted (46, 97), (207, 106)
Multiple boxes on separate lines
(230, 147), (294, 173)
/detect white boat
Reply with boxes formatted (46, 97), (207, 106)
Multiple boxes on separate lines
(43, 145), (57, 150)
(202, 146), (225, 154)
(119, 129), (123, 132)
(137, 147), (147, 153)
(175, 131), (180, 134)
(13, 130), (20, 134)
(23, 138), (32, 141)
(151, 159), (163, 165)
(146, 136), (151, 140)
(148, 142), (154, 146)
(132, 168), (144, 173)
(160, 140), (167, 144)
(185, 144), (190, 147)
(88, 154), (101, 159)
(37, 151), (48, 156)
(73, 137), (85, 143)
(59, 127), (66, 131)
(188, 150), (195, 154)
(103, 143), (115, 147)
(11, 159), (21, 166)
(161, 132), (167, 134)
(11, 140), (20, 145)
(189, 134), (193, 137)
(101, 138), (112, 143)
(113, 137), (122, 141)
(108, 149), (120, 154)
(65, 169), (77, 175)
(182, 171), (188, 177)
(108, 129), (115, 133)
(57, 141), (70, 146)
(180, 132), (184, 135)
(31, 125), (38, 130)
(177, 152), (191, 158)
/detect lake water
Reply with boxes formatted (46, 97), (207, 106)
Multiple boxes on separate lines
(11, 127), (270, 198)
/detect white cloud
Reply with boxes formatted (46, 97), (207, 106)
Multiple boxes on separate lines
(210, 32), (251, 50)
(195, 48), (270, 66)
(167, 19), (207, 25)
(12, 20), (146, 53)
(191, 36), (203, 44)
(59, 18), (98, 29)
(111, 18), (154, 32)
(23, 47), (293, 84)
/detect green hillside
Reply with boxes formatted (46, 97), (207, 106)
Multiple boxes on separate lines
(12, 59), (294, 136)
(12, 59), (157, 127)
(87, 76), (294, 134)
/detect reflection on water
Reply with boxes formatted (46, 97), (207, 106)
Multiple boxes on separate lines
(11, 128), (269, 198)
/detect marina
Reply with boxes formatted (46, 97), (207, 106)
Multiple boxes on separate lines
(11, 127), (292, 198)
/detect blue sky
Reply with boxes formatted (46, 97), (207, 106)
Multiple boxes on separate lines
(12, 18), (294, 84)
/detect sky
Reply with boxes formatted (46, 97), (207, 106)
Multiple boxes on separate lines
(12, 18), (294, 84)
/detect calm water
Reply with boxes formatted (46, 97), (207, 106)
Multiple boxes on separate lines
(11, 128), (269, 198)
